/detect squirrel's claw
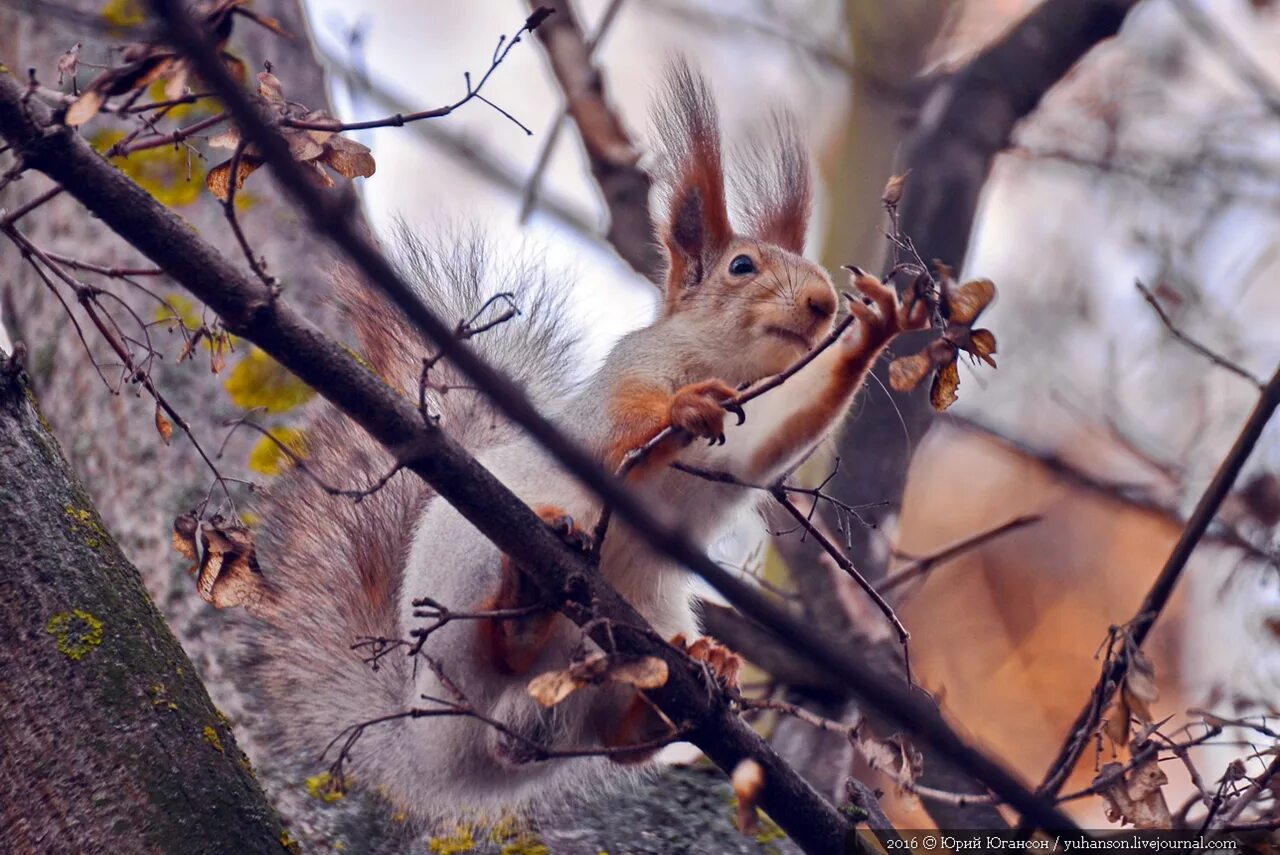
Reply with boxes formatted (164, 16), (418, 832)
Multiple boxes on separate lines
(538, 508), (596, 554)
(723, 401), (746, 425)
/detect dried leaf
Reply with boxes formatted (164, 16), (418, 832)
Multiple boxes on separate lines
(321, 137), (376, 179)
(206, 154), (264, 202)
(65, 90), (106, 127)
(193, 515), (271, 611)
(731, 759), (765, 835)
(220, 51), (248, 84)
(889, 351), (933, 393)
(968, 328), (998, 368)
(607, 655), (669, 690)
(162, 63), (190, 100)
(527, 652), (668, 707)
(57, 43), (81, 86)
(207, 128), (243, 150)
(209, 334), (228, 375)
(286, 132), (325, 162)
(172, 512), (199, 561)
(930, 358), (960, 411)
(66, 51), (177, 127)
(1124, 647), (1159, 723)
(881, 170), (910, 207)
(1103, 697), (1131, 748)
(944, 278), (996, 324)
(1094, 757), (1172, 829)
(256, 70), (286, 103)
(154, 405), (173, 445)
(527, 668), (581, 707)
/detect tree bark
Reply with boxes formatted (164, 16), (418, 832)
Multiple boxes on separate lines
(0, 350), (287, 854)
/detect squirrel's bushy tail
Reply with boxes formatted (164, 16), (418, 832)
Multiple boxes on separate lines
(237, 226), (577, 795)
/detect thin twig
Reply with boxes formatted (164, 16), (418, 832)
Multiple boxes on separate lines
(1136, 280), (1262, 388)
(281, 12), (546, 134)
(879, 515), (1041, 594)
(518, 0), (626, 223)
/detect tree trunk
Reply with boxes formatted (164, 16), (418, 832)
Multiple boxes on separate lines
(0, 351), (288, 854)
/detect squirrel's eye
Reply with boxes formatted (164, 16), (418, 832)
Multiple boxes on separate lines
(729, 255), (756, 276)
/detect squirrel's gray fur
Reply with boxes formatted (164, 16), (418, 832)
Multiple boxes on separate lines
(240, 226), (579, 817)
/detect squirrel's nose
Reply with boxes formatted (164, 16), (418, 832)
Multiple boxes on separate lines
(805, 287), (837, 322)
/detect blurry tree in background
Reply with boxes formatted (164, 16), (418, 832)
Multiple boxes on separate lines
(2, 0), (1280, 852)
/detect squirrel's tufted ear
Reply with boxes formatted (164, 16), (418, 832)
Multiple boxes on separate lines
(653, 60), (732, 308)
(735, 113), (812, 255)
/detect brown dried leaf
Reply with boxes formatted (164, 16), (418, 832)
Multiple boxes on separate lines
(945, 278), (996, 324)
(1124, 647), (1159, 723)
(220, 52), (248, 84)
(210, 335), (228, 375)
(930, 358), (960, 411)
(207, 128), (242, 150)
(881, 170), (910, 207)
(57, 43), (81, 86)
(889, 351), (933, 393)
(1093, 757), (1172, 829)
(731, 759), (765, 835)
(172, 513), (199, 561)
(65, 90), (107, 127)
(321, 137), (376, 179)
(607, 655), (669, 690)
(154, 405), (173, 445)
(527, 652), (668, 707)
(286, 131), (325, 163)
(162, 63), (190, 101)
(527, 668), (581, 707)
(206, 154), (264, 202)
(1103, 697), (1131, 749)
(194, 515), (269, 610)
(256, 70), (286, 103)
(968, 328), (998, 368)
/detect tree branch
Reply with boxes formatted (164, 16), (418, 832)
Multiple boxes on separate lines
(1035, 361), (1280, 800)
(524, 0), (662, 281)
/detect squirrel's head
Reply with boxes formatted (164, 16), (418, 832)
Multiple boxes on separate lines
(652, 61), (836, 379)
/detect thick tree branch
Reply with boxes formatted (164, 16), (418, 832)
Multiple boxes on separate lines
(524, 0), (662, 282)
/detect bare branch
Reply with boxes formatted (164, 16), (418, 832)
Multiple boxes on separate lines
(878, 515), (1041, 595)
(1136, 279), (1263, 389)
(1035, 361), (1280, 800)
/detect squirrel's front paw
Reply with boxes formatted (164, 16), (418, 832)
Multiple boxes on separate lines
(668, 380), (743, 446)
(844, 267), (930, 348)
(672, 633), (742, 692)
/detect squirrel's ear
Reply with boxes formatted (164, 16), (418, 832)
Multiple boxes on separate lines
(737, 113), (812, 255)
(654, 60), (732, 305)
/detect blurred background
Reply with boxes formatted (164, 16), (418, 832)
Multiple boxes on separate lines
(3, 0), (1280, 849)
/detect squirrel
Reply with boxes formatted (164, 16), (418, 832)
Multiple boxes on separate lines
(233, 61), (927, 822)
